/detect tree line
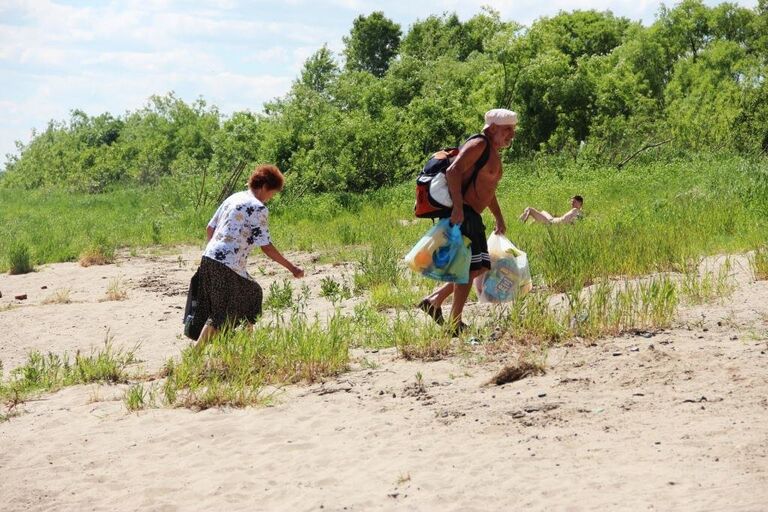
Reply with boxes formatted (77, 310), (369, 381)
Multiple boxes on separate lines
(2, 1), (767, 193)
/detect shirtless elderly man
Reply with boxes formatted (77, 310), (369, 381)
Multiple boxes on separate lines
(418, 108), (517, 335)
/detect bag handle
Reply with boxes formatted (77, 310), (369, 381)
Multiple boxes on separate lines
(461, 133), (491, 194)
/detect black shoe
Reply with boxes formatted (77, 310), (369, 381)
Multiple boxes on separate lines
(449, 321), (469, 337)
(418, 299), (444, 325)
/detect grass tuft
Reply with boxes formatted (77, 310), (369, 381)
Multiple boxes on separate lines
(79, 236), (115, 267)
(104, 278), (128, 301)
(7, 242), (34, 275)
(750, 245), (768, 281)
(0, 338), (138, 410)
(265, 279), (294, 311)
(42, 288), (72, 305)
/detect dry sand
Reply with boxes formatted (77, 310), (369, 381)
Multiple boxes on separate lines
(1, 248), (767, 511)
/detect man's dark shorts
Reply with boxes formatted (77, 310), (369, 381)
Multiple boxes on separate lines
(459, 205), (490, 272)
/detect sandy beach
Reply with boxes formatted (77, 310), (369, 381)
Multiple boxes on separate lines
(1, 248), (767, 511)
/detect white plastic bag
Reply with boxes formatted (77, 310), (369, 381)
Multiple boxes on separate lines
(475, 233), (532, 303)
(428, 172), (453, 208)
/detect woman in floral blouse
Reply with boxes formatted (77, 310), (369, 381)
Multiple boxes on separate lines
(195, 164), (304, 345)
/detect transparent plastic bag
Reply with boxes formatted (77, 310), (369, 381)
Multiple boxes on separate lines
(405, 219), (471, 284)
(475, 233), (532, 303)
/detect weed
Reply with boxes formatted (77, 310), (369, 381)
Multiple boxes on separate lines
(393, 315), (454, 360)
(320, 276), (353, 303)
(265, 279), (293, 311)
(124, 383), (147, 411)
(42, 288), (72, 305)
(79, 236), (116, 267)
(105, 278), (128, 301)
(396, 473), (411, 485)
(750, 245), (768, 281)
(7, 242), (33, 275)
(0, 338), (137, 408)
(358, 357), (379, 370)
(680, 258), (735, 304)
(354, 238), (400, 292)
(369, 282), (422, 311)
(414, 371), (425, 393)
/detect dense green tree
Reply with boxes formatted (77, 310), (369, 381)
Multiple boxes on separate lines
(400, 10), (504, 62)
(3, 4), (767, 193)
(664, 40), (750, 148)
(656, 0), (711, 62)
(343, 12), (401, 77)
(299, 46), (339, 94)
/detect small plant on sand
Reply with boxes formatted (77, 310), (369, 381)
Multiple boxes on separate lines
(414, 371), (425, 393)
(350, 302), (393, 349)
(567, 276), (679, 339)
(79, 236), (115, 267)
(124, 383), (147, 411)
(124, 383), (158, 412)
(501, 292), (568, 345)
(358, 357), (379, 370)
(42, 288), (72, 305)
(679, 258), (734, 305)
(265, 279), (293, 310)
(6, 242), (34, 275)
(105, 278), (128, 301)
(354, 238), (400, 292)
(320, 276), (352, 303)
(393, 314), (454, 360)
(396, 473), (412, 485)
(369, 282), (424, 311)
(750, 245), (768, 281)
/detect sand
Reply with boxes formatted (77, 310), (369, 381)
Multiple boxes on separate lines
(1, 248), (767, 511)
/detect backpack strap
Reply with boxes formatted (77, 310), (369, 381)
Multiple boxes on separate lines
(461, 133), (491, 194)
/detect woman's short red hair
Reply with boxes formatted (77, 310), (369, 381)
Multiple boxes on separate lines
(248, 164), (284, 192)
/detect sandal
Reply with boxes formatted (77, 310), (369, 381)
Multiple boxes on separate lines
(418, 299), (444, 325)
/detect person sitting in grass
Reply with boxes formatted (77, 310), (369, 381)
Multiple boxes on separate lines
(194, 164), (304, 346)
(519, 195), (584, 225)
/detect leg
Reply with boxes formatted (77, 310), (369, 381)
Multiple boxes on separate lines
(427, 282), (454, 307)
(195, 323), (218, 347)
(526, 208), (554, 224)
(448, 268), (487, 329)
(419, 282), (453, 325)
(447, 206), (491, 334)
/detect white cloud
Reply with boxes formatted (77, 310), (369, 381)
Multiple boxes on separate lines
(0, 0), (761, 163)
(245, 46), (290, 64)
(198, 72), (294, 111)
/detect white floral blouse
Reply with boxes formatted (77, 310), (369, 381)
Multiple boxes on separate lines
(202, 190), (271, 280)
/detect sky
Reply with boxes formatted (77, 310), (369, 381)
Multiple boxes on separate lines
(0, 0), (759, 165)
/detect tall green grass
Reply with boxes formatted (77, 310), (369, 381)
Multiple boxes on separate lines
(2, 154), (765, 291)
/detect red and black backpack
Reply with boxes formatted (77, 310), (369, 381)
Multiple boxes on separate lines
(414, 134), (490, 219)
